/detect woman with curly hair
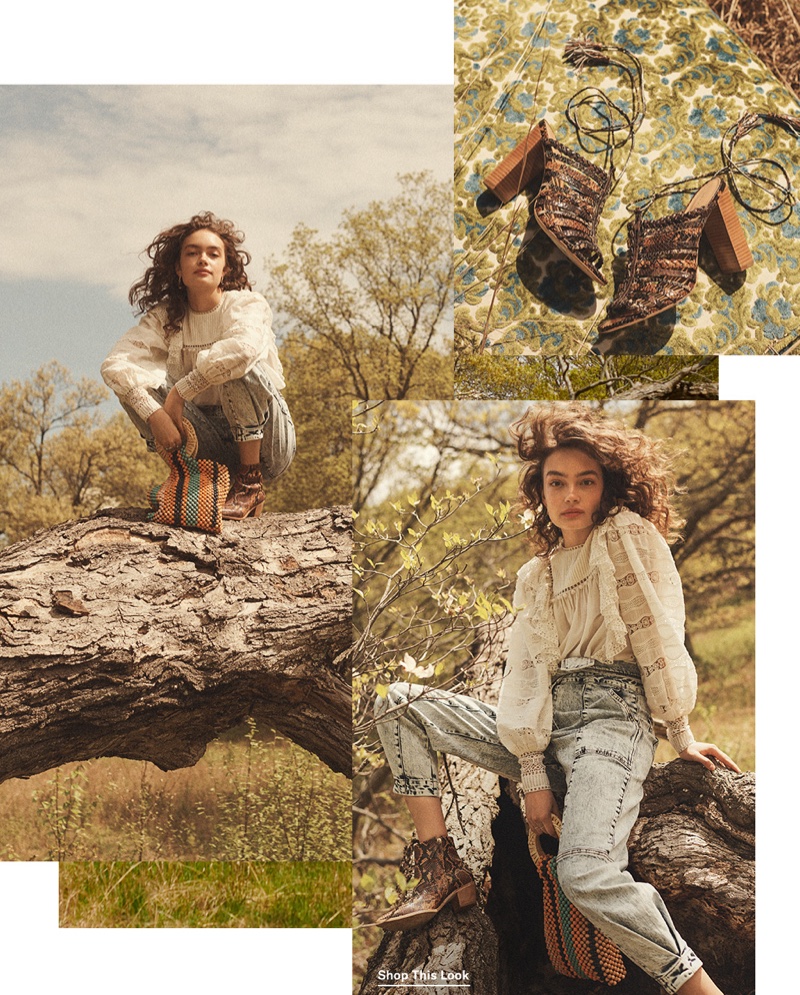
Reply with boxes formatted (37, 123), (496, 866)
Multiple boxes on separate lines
(373, 404), (738, 995)
(102, 212), (295, 519)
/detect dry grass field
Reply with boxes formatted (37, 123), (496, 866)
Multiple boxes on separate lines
(1, 723), (349, 863)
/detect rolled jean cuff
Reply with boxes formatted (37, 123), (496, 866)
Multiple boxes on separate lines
(230, 424), (265, 443)
(658, 948), (702, 995)
(391, 774), (441, 797)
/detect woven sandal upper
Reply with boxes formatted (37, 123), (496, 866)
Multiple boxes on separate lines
(599, 192), (721, 333)
(534, 130), (612, 283)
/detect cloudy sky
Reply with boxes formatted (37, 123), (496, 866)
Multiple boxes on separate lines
(0, 84), (451, 390)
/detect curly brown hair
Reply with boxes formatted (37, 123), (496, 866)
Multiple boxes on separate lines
(128, 212), (252, 335)
(509, 404), (683, 554)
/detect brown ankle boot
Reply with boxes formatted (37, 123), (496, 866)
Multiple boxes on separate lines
(222, 464), (265, 520)
(376, 834), (477, 931)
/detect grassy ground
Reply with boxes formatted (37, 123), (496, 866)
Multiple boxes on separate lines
(708, 0), (800, 99)
(0, 723), (349, 862)
(59, 860), (350, 928)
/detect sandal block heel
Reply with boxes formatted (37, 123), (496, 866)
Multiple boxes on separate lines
(703, 182), (754, 273)
(484, 122), (546, 204)
(599, 176), (753, 334)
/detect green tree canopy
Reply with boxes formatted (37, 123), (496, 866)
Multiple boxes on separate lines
(264, 331), (352, 513)
(0, 362), (160, 545)
(269, 172), (453, 402)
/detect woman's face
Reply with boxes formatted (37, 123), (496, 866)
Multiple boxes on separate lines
(541, 447), (604, 548)
(175, 228), (228, 294)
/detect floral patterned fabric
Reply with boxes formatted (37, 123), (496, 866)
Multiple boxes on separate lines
(455, 0), (800, 355)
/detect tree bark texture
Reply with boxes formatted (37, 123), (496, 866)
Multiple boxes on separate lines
(359, 647), (754, 995)
(0, 505), (352, 781)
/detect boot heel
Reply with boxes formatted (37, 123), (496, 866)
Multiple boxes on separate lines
(704, 182), (754, 273)
(484, 121), (546, 204)
(452, 881), (478, 910)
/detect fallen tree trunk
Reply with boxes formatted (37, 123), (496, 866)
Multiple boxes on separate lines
(0, 505), (352, 781)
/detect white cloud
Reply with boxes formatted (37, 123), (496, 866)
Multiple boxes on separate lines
(0, 85), (452, 297)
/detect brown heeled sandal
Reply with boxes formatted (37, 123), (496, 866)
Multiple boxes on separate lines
(376, 834), (477, 931)
(598, 176), (753, 334)
(485, 119), (612, 284)
(599, 110), (800, 335)
(483, 34), (645, 286)
(221, 463), (265, 520)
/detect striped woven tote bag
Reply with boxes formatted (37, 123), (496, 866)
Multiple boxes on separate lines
(149, 421), (230, 534)
(528, 816), (626, 985)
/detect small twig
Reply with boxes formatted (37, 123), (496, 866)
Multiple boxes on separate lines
(352, 806), (409, 843)
(780, 0), (800, 38)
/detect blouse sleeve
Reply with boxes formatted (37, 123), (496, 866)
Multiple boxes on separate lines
(608, 513), (697, 753)
(100, 309), (169, 421)
(496, 560), (554, 792)
(174, 292), (285, 400)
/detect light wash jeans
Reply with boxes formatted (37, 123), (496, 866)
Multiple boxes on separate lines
(374, 662), (702, 994)
(121, 367), (296, 481)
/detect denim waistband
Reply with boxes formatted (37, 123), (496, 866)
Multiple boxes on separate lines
(554, 658), (641, 680)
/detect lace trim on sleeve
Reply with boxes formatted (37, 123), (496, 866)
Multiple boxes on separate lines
(125, 386), (161, 421)
(606, 510), (698, 724)
(519, 752), (551, 793)
(495, 558), (558, 761)
(666, 717), (695, 754)
(175, 368), (212, 401)
(514, 557), (560, 672)
(587, 518), (630, 662)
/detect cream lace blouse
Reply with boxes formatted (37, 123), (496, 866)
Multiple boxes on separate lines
(101, 290), (285, 421)
(496, 508), (697, 793)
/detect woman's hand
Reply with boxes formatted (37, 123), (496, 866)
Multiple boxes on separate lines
(163, 387), (186, 437)
(524, 789), (561, 837)
(148, 388), (187, 452)
(147, 407), (184, 453)
(679, 742), (741, 773)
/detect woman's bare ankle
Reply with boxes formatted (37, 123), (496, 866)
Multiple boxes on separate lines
(403, 795), (448, 841)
